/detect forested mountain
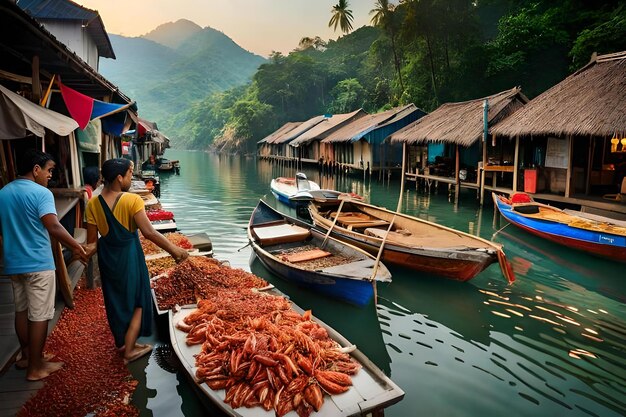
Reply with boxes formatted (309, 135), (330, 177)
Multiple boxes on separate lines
(176, 0), (626, 153)
(98, 19), (265, 135)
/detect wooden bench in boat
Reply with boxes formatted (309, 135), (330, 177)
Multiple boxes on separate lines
(330, 211), (390, 230)
(251, 222), (311, 246)
(280, 248), (331, 263)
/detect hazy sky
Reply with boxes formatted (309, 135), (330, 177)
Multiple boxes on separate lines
(79, 0), (374, 57)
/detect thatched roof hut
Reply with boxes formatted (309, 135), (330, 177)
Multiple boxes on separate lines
(492, 51), (626, 138)
(388, 87), (528, 146)
(289, 109), (367, 147)
(258, 122), (302, 144)
(322, 104), (418, 143)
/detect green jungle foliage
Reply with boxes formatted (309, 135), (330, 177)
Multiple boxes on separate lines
(99, 21), (265, 139)
(105, 1), (626, 153)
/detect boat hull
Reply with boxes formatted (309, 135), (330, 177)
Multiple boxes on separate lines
(169, 303), (404, 417)
(248, 200), (391, 305)
(309, 201), (499, 282)
(270, 176), (342, 207)
(493, 194), (626, 261)
(251, 251), (376, 306)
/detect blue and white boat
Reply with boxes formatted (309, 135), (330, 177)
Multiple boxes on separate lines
(270, 172), (343, 207)
(248, 200), (392, 306)
(493, 192), (626, 262)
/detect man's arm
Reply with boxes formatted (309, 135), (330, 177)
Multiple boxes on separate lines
(41, 214), (86, 258)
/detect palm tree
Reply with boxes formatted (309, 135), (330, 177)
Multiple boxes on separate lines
(329, 0), (354, 34)
(370, 0), (404, 93)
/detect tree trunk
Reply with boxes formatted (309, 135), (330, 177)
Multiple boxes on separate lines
(389, 27), (404, 94)
(425, 34), (438, 102)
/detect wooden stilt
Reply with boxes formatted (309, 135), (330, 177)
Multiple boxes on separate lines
(455, 144), (460, 205)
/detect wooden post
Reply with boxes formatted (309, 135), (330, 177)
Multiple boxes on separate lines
(512, 135), (519, 192)
(454, 144), (460, 205)
(31, 55), (41, 104)
(480, 136), (487, 205)
(565, 134), (573, 198)
(586, 136), (594, 195)
(51, 238), (74, 309)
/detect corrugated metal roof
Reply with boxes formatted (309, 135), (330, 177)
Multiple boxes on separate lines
(322, 104), (418, 143)
(258, 122), (302, 144)
(2, 1), (130, 101)
(18, 0), (115, 59)
(289, 109), (367, 147)
(492, 51), (626, 138)
(388, 87), (527, 147)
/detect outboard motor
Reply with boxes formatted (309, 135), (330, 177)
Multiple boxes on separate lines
(295, 172), (310, 191)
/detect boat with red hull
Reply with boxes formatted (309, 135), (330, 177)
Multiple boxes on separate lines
(308, 199), (514, 283)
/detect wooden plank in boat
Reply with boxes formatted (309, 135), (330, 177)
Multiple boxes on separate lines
(280, 248), (331, 263)
(252, 223), (310, 246)
(331, 212), (389, 229)
(346, 220), (389, 230)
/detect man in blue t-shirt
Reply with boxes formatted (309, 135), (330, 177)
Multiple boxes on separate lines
(0, 149), (86, 381)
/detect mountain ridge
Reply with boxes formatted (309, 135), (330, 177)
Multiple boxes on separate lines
(99, 19), (265, 139)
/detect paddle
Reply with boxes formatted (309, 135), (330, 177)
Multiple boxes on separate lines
(370, 143), (407, 283)
(321, 198), (346, 248)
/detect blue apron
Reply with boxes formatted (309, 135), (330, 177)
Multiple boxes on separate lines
(96, 194), (152, 347)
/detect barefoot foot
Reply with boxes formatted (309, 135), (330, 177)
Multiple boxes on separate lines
(15, 352), (56, 370)
(26, 361), (64, 381)
(123, 344), (153, 365)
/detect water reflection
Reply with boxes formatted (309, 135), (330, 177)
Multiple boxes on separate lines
(137, 151), (625, 417)
(379, 264), (626, 416)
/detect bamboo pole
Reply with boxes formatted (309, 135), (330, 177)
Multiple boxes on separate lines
(455, 144), (460, 205)
(321, 198), (346, 248)
(370, 142), (406, 281)
(480, 136), (487, 205)
(513, 136), (520, 193)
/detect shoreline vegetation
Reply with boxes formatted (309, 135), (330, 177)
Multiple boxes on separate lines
(143, 1), (626, 153)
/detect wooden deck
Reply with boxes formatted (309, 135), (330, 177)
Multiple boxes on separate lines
(0, 251), (85, 416)
(0, 278), (71, 417)
(405, 171), (626, 218)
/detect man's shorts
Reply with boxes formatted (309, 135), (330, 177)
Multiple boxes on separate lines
(10, 270), (56, 321)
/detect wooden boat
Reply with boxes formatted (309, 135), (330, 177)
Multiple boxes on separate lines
(493, 192), (626, 261)
(248, 200), (392, 306)
(169, 299), (405, 417)
(156, 157), (180, 174)
(270, 172), (345, 207)
(309, 199), (514, 283)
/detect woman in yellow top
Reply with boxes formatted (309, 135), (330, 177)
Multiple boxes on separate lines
(85, 158), (188, 364)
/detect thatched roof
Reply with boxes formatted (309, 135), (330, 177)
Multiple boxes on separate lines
(388, 87), (527, 146)
(492, 51), (626, 138)
(289, 109), (367, 147)
(322, 104), (417, 143)
(273, 116), (327, 145)
(258, 122), (302, 144)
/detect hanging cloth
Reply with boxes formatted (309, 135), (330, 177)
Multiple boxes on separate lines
(96, 194), (152, 347)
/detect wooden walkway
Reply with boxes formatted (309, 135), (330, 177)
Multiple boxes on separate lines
(0, 263), (84, 417)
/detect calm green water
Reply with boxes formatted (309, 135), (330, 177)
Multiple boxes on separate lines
(132, 150), (626, 417)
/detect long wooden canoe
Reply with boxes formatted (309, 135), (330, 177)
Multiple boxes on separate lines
(308, 199), (514, 283)
(248, 200), (391, 306)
